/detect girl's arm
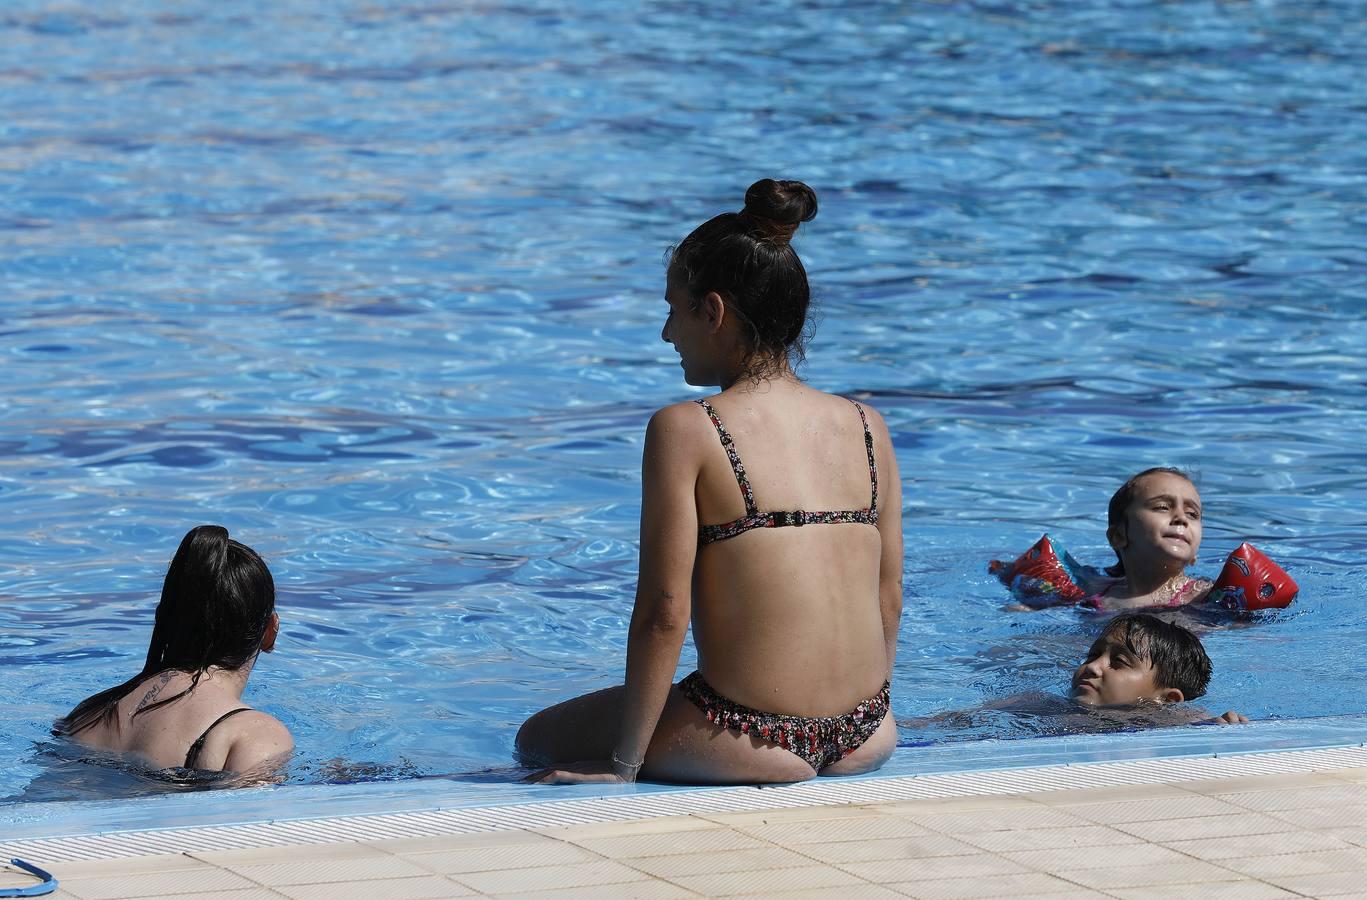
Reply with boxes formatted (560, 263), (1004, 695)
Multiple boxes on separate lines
(533, 404), (700, 784)
(610, 404), (700, 777)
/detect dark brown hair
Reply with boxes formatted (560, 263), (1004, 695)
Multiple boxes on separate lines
(668, 178), (818, 375)
(58, 526), (276, 737)
(1094, 613), (1212, 700)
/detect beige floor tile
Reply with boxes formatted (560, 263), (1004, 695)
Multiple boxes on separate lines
(276, 875), (476, 899)
(1111, 811), (1298, 842)
(624, 846), (813, 878)
(874, 794), (1043, 815)
(1327, 826), (1367, 848)
(760, 887), (905, 900)
(1219, 785), (1367, 812)
(1216, 846), (1367, 878)
(669, 863), (864, 896)
(366, 829), (561, 854)
(489, 882), (698, 900)
(1108, 882), (1297, 900)
(222, 855), (433, 886)
(1058, 860), (1254, 890)
(1264, 870), (1367, 896)
(1184, 772), (1347, 795)
(1030, 782), (1194, 807)
(796, 834), (980, 864)
(56, 869), (260, 900)
(885, 871), (1089, 900)
(737, 814), (933, 845)
(899, 806), (1092, 834)
(1064, 794), (1245, 824)
(47, 853), (211, 881)
(1163, 827), (1355, 861)
(701, 803), (904, 827)
(458, 860), (651, 894)
(838, 851), (1030, 883)
(995, 894), (1112, 900)
(0, 871), (37, 893)
(146, 886), (285, 891)
(958, 824), (1141, 853)
(1002, 841), (1191, 873)
(191, 842), (389, 866)
(567, 826), (763, 858)
(1268, 802), (1367, 829)
(538, 815), (717, 839)
(400, 840), (600, 874)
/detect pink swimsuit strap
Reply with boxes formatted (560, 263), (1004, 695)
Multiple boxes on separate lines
(1083, 576), (1201, 611)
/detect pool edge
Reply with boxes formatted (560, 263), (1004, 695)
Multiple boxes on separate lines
(6, 742), (1366, 863)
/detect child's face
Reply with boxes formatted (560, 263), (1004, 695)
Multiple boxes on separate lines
(1071, 631), (1180, 706)
(1113, 472), (1203, 569)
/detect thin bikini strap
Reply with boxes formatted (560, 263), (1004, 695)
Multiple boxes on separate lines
(851, 401), (878, 514)
(694, 399), (758, 516)
(183, 707), (252, 770)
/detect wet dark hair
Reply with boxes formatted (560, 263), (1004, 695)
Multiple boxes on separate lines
(1096, 613), (1211, 700)
(58, 525), (276, 737)
(668, 178), (818, 375)
(1105, 466), (1194, 576)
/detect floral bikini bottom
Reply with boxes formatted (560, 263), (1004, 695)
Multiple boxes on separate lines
(678, 671), (891, 771)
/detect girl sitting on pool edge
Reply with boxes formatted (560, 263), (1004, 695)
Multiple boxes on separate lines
(57, 525), (293, 776)
(516, 178), (903, 784)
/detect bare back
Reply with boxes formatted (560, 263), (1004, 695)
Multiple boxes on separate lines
(686, 381), (901, 716)
(72, 668), (292, 773)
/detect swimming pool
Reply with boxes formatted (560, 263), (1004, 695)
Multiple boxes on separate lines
(2, 0), (1365, 808)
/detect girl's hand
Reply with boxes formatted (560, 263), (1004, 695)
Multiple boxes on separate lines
(525, 760), (630, 784)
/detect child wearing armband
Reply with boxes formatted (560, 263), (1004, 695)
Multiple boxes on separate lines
(1081, 467), (1213, 612)
(991, 467), (1298, 613)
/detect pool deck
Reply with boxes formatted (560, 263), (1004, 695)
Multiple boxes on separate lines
(7, 756), (1367, 899)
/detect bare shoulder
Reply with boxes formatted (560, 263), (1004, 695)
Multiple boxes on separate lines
(850, 397), (891, 437)
(645, 400), (714, 450)
(222, 710), (294, 773)
(648, 399), (708, 431)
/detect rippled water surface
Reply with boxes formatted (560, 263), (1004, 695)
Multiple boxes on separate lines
(3, 0), (1365, 801)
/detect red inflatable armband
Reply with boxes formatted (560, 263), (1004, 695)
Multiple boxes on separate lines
(989, 534), (1089, 608)
(1207, 542), (1298, 612)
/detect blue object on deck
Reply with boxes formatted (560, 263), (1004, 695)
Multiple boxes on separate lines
(1, 859), (57, 898)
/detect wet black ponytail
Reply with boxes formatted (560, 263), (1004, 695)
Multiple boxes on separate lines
(58, 525), (275, 737)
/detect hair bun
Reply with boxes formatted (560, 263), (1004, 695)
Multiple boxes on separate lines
(742, 179), (818, 241)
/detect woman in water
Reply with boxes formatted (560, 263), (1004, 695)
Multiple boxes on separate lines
(517, 179), (903, 784)
(58, 525), (293, 773)
(1082, 467), (1213, 611)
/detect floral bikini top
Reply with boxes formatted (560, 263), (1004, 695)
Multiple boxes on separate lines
(695, 398), (879, 546)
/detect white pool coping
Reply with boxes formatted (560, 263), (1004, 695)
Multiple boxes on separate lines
(6, 741), (1367, 864)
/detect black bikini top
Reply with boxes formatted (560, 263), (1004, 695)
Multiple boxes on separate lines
(183, 707), (251, 770)
(695, 398), (879, 546)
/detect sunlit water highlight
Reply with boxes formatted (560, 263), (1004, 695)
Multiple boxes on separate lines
(2, 0), (1365, 801)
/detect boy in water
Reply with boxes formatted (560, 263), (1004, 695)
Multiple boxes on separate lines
(1071, 613), (1244, 722)
(906, 614), (1246, 736)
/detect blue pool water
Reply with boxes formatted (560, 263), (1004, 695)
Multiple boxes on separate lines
(2, 0), (1365, 805)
